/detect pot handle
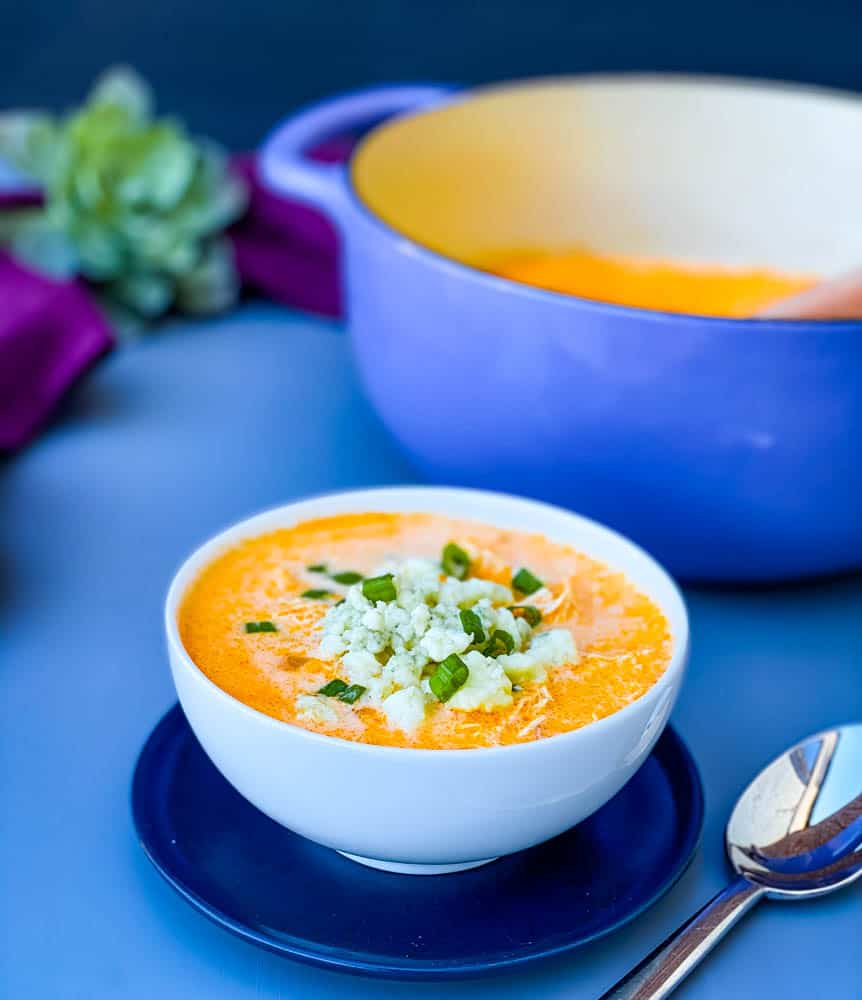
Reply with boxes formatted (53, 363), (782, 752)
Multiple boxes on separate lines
(259, 84), (454, 223)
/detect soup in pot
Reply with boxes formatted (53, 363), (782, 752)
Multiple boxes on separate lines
(487, 249), (815, 317)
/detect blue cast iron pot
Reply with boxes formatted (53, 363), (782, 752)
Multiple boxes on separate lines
(261, 76), (862, 582)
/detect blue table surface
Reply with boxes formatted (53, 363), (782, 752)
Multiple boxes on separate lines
(3, 305), (861, 999)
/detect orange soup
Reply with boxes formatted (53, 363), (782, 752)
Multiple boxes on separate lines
(488, 249), (815, 317)
(179, 513), (672, 750)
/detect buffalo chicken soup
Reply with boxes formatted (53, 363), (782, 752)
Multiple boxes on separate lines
(179, 513), (672, 749)
(488, 249), (815, 317)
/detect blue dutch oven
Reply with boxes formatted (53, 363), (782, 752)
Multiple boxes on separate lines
(261, 76), (862, 582)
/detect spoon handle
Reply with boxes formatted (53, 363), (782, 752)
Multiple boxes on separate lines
(598, 877), (765, 999)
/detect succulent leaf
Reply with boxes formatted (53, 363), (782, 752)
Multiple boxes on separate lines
(0, 66), (247, 323)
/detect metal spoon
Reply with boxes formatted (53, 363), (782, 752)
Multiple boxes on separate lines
(601, 724), (862, 999)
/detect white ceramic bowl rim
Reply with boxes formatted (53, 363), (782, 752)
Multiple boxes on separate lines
(165, 486), (689, 758)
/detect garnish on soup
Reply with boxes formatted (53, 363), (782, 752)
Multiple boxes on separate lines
(510, 605), (542, 627)
(315, 547), (573, 731)
(361, 573), (397, 603)
(178, 512), (672, 749)
(244, 620), (278, 633)
(441, 541), (470, 580)
(512, 567), (543, 595)
(428, 654), (469, 703)
(318, 678), (349, 697)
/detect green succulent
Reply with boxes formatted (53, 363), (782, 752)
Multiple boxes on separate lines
(0, 66), (248, 326)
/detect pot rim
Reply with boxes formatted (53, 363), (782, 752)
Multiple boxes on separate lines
(345, 72), (862, 332)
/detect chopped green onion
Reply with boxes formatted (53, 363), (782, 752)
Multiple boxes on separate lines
(459, 608), (486, 644)
(319, 678), (365, 703)
(335, 598), (345, 607)
(244, 620), (277, 633)
(362, 573), (397, 602)
(318, 678), (348, 697)
(429, 653), (469, 702)
(509, 605), (542, 628)
(484, 628), (515, 657)
(302, 589), (333, 600)
(512, 567), (543, 595)
(442, 542), (470, 580)
(338, 684), (366, 705)
(307, 562), (328, 573)
(332, 570), (363, 585)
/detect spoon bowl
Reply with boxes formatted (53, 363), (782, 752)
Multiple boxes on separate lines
(603, 724), (862, 998)
(727, 726), (862, 899)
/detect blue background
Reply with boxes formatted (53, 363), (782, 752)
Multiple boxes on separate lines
(3, 6), (862, 995)
(2, 307), (861, 998)
(3, 0), (862, 148)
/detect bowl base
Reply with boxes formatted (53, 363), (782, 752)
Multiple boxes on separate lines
(337, 851), (498, 875)
(133, 706), (703, 976)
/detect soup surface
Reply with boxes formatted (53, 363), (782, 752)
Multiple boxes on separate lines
(179, 512), (672, 750)
(488, 249), (815, 317)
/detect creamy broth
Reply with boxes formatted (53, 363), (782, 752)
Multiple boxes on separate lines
(179, 513), (672, 749)
(487, 249), (815, 317)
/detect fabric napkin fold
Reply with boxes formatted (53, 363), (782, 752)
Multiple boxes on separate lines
(230, 139), (349, 318)
(0, 248), (114, 450)
(0, 137), (353, 450)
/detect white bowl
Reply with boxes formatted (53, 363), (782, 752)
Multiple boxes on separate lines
(165, 487), (689, 874)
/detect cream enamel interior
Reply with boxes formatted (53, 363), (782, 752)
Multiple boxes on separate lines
(351, 76), (862, 275)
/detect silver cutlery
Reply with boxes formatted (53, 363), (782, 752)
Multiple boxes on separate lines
(601, 724), (862, 998)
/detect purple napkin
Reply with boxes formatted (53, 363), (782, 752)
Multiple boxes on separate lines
(230, 139), (351, 318)
(0, 248), (114, 450)
(0, 137), (353, 450)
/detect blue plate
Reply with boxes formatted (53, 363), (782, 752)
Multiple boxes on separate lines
(132, 705), (703, 980)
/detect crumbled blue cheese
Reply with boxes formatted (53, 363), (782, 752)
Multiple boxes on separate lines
(498, 628), (578, 685)
(315, 556), (577, 733)
(382, 686), (426, 731)
(296, 693), (338, 724)
(446, 651), (513, 711)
